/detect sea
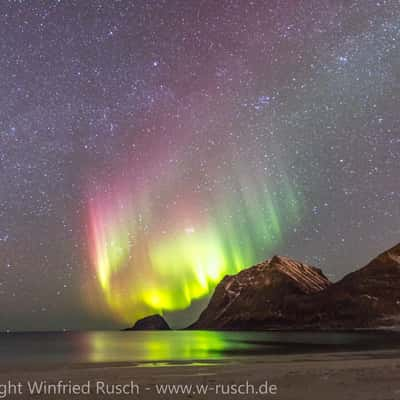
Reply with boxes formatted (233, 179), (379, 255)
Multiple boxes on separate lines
(0, 330), (399, 367)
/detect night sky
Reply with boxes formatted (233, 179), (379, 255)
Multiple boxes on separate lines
(0, 0), (399, 331)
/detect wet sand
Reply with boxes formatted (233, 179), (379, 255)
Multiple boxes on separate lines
(2, 349), (400, 399)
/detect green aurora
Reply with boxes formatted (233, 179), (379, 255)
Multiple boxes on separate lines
(86, 158), (302, 326)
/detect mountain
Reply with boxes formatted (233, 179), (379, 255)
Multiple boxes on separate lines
(190, 255), (332, 330)
(190, 243), (400, 330)
(125, 314), (170, 331)
(304, 242), (400, 328)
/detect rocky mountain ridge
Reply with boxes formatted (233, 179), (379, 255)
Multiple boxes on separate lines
(190, 243), (400, 330)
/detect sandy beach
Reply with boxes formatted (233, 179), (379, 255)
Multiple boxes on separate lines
(2, 349), (400, 399)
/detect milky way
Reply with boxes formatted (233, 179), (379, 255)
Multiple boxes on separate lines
(0, 1), (399, 330)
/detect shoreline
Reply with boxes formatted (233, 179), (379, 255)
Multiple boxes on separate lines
(1, 326), (400, 334)
(1, 349), (400, 399)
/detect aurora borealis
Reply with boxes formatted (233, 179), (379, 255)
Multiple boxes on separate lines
(86, 135), (302, 323)
(0, 1), (399, 330)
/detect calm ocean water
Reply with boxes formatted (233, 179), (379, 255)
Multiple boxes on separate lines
(0, 331), (399, 366)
